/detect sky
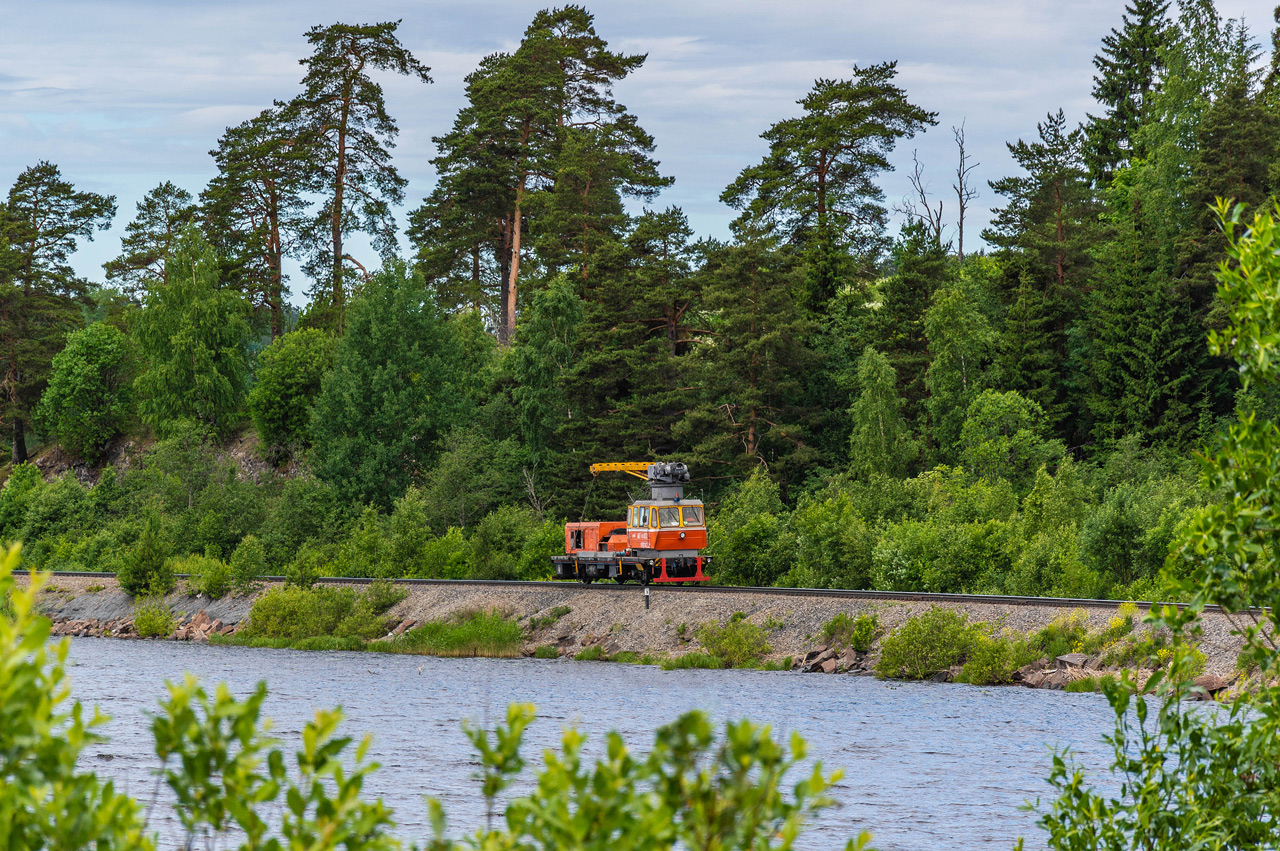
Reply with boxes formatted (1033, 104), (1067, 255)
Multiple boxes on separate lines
(1, 0), (1275, 298)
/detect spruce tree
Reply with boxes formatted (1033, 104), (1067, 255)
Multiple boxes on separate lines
(985, 110), (1100, 433)
(1084, 0), (1173, 183)
(675, 239), (820, 495)
(848, 346), (916, 478)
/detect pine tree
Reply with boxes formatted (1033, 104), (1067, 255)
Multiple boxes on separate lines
(202, 106), (311, 337)
(722, 63), (936, 309)
(411, 6), (660, 344)
(103, 181), (197, 297)
(287, 21), (432, 328)
(1084, 0), (1173, 183)
(0, 162), (115, 462)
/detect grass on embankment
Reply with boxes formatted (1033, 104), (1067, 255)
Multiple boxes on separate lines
(213, 582), (524, 657)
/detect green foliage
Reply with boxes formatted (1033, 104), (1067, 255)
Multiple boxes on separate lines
(35, 322), (136, 461)
(133, 227), (251, 435)
(958, 627), (1031, 685)
(1026, 203), (1280, 850)
(0, 463), (42, 540)
(0, 547), (152, 850)
(177, 552), (232, 599)
(695, 617), (772, 668)
(116, 511), (174, 596)
(529, 605), (571, 630)
(875, 607), (977, 680)
(722, 61), (935, 306)
(848, 346), (917, 478)
(248, 328), (334, 461)
(820, 612), (880, 652)
(573, 645), (609, 662)
(309, 263), (472, 509)
(228, 534), (267, 593)
(533, 645), (560, 659)
(960, 389), (1065, 492)
(240, 582), (402, 642)
(707, 469), (795, 587)
(659, 652), (726, 671)
(133, 596), (176, 638)
(386, 610), (524, 658)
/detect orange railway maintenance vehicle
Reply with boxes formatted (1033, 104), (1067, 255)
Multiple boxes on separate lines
(552, 461), (711, 585)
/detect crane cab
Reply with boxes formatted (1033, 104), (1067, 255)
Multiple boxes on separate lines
(625, 501), (707, 556)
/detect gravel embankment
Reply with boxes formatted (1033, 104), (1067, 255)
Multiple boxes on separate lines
(21, 574), (1250, 679)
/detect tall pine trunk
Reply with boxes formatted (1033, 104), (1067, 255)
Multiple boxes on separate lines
(503, 181), (525, 346)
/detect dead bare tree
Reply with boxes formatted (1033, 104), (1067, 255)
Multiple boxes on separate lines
(891, 149), (945, 252)
(952, 121), (979, 261)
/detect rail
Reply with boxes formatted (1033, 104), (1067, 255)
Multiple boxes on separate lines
(37, 570), (1240, 614)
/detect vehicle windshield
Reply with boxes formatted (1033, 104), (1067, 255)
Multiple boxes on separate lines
(682, 505), (703, 526)
(658, 507), (681, 527)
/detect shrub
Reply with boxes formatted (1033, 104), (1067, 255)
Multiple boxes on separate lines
(821, 612), (880, 652)
(876, 607), (977, 680)
(959, 628), (1028, 685)
(133, 596), (176, 638)
(533, 645), (559, 659)
(574, 646), (609, 661)
(116, 512), (174, 596)
(241, 585), (360, 639)
(229, 534), (267, 593)
(706, 470), (795, 587)
(1028, 610), (1091, 660)
(177, 553), (231, 599)
(696, 617), (772, 668)
(413, 528), (473, 579)
(0, 463), (43, 541)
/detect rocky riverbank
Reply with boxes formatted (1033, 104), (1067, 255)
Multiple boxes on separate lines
(27, 574), (1249, 693)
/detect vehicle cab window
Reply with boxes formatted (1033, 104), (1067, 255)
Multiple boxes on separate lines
(658, 507), (681, 527)
(638, 507), (650, 528)
(681, 505), (703, 526)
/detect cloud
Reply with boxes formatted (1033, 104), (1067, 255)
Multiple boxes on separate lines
(2, 0), (1274, 286)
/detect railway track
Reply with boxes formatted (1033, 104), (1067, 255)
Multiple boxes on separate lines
(41, 570), (1230, 614)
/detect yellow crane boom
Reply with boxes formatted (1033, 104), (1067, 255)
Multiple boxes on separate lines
(589, 462), (651, 481)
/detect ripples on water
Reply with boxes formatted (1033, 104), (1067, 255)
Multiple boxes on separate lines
(64, 638), (1124, 851)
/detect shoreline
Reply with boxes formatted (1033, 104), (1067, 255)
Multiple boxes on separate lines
(27, 573), (1248, 694)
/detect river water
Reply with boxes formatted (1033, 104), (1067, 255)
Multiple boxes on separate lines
(63, 638), (1125, 851)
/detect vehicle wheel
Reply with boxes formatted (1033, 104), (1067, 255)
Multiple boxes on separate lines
(581, 577), (595, 585)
